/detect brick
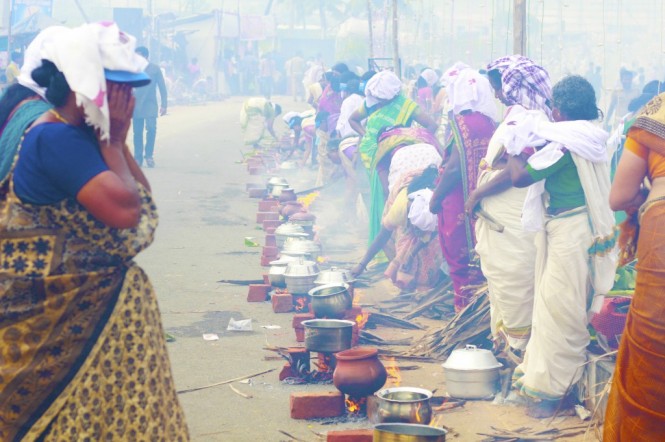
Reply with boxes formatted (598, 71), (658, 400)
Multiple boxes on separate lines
(261, 254), (279, 266)
(294, 326), (305, 342)
(264, 234), (277, 247)
(290, 391), (345, 420)
(287, 347), (310, 373)
(249, 166), (265, 176)
(272, 292), (294, 313)
(292, 313), (315, 328)
(262, 273), (270, 285)
(247, 284), (270, 302)
(326, 429), (373, 442)
(279, 362), (295, 381)
(256, 211), (279, 223)
(258, 199), (279, 212)
(262, 219), (282, 231)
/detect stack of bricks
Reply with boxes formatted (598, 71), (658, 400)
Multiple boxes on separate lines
(292, 312), (315, 342)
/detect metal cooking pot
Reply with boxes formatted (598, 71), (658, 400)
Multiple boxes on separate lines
(314, 267), (355, 286)
(266, 176), (289, 196)
(441, 345), (502, 399)
(275, 223), (309, 248)
(373, 424), (447, 442)
(283, 259), (319, 295)
(308, 284), (352, 318)
(374, 387), (432, 425)
(302, 319), (354, 353)
(267, 256), (299, 287)
(281, 237), (321, 262)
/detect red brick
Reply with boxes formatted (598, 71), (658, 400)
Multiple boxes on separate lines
(279, 362), (295, 381)
(256, 211), (279, 223)
(247, 284), (270, 302)
(272, 292), (294, 313)
(261, 254), (279, 266)
(294, 326), (304, 342)
(262, 219), (282, 230)
(264, 234), (277, 247)
(262, 273), (270, 285)
(249, 166), (265, 176)
(292, 313), (315, 328)
(258, 199), (279, 212)
(290, 391), (345, 419)
(326, 429), (373, 442)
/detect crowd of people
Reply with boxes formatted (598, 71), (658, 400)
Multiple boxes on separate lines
(240, 53), (665, 436)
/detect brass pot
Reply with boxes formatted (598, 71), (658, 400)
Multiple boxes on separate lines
(373, 424), (447, 442)
(374, 387), (432, 425)
(308, 284), (352, 318)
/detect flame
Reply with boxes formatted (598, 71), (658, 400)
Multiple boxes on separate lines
(414, 402), (423, 423)
(315, 353), (332, 372)
(294, 297), (306, 312)
(297, 191), (320, 210)
(345, 396), (367, 414)
(385, 357), (401, 387)
(316, 256), (329, 264)
(355, 311), (370, 329)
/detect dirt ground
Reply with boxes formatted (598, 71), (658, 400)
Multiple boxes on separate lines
(137, 97), (597, 441)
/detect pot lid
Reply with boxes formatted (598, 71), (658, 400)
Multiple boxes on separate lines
(284, 259), (320, 276)
(314, 267), (355, 284)
(441, 345), (502, 370)
(282, 238), (320, 253)
(269, 255), (300, 266)
(275, 223), (306, 235)
(267, 176), (289, 186)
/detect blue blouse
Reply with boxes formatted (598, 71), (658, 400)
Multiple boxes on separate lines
(13, 123), (109, 205)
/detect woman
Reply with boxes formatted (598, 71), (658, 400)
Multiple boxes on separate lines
(0, 24), (188, 440)
(414, 68), (438, 113)
(505, 75), (616, 418)
(429, 63), (497, 312)
(350, 70), (437, 243)
(465, 55), (553, 353)
(239, 96), (282, 147)
(604, 92), (665, 439)
(352, 165), (443, 291)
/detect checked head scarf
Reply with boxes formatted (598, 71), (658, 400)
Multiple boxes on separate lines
(487, 55), (552, 119)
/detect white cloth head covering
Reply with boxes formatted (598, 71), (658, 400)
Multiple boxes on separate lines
(441, 61), (498, 121)
(18, 22), (148, 141)
(282, 111), (299, 124)
(364, 70), (402, 108)
(407, 188), (438, 232)
(419, 68), (438, 87)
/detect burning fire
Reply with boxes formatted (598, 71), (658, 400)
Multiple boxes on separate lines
(294, 297), (307, 312)
(355, 311), (370, 329)
(297, 191), (320, 210)
(316, 256), (329, 264)
(414, 402), (423, 423)
(385, 357), (402, 387)
(315, 353), (333, 372)
(345, 396), (367, 415)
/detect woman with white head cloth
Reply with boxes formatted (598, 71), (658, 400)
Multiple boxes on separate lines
(465, 55), (553, 355)
(428, 62), (498, 311)
(0, 23), (188, 440)
(414, 67), (439, 113)
(349, 70), (438, 244)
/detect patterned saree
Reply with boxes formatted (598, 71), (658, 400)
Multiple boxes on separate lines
(0, 125), (188, 439)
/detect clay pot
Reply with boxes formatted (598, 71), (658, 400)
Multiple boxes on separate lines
(333, 347), (387, 397)
(280, 201), (305, 218)
(278, 188), (298, 203)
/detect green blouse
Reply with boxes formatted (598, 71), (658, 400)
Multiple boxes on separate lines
(526, 151), (586, 211)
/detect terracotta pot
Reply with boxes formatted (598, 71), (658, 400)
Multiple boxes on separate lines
(278, 188), (298, 203)
(333, 347), (387, 397)
(280, 201), (305, 218)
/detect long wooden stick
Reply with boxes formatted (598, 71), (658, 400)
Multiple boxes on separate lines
(177, 368), (275, 394)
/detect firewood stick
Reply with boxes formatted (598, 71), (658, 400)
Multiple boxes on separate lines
(228, 384), (253, 399)
(177, 368), (275, 394)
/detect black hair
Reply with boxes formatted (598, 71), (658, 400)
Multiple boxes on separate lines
(487, 69), (502, 90)
(346, 78), (361, 95)
(31, 59), (71, 107)
(0, 83), (39, 129)
(274, 104), (282, 116)
(407, 165), (439, 193)
(551, 75), (599, 121)
(329, 77), (342, 93)
(331, 62), (349, 74)
(416, 76), (427, 88)
(315, 111), (329, 125)
(628, 80), (665, 112)
(339, 71), (359, 84)
(136, 46), (149, 58)
(361, 70), (376, 82)
(327, 138), (341, 151)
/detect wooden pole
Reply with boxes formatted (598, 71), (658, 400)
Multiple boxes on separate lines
(392, 0), (399, 76)
(513, 0), (526, 55)
(6, 0), (12, 63)
(367, 0), (374, 61)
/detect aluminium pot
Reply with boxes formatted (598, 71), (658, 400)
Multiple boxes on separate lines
(373, 424), (446, 442)
(267, 256), (299, 288)
(308, 284), (352, 319)
(283, 259), (320, 295)
(314, 267), (356, 286)
(302, 319), (354, 353)
(441, 345), (502, 399)
(374, 387), (432, 425)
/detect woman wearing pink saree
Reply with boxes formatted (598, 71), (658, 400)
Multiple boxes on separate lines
(429, 63), (498, 311)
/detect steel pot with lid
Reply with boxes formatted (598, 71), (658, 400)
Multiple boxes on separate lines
(283, 259), (320, 295)
(266, 177), (290, 197)
(314, 267), (355, 286)
(373, 423), (447, 442)
(441, 345), (502, 399)
(267, 256), (299, 287)
(275, 223), (309, 248)
(281, 237), (321, 262)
